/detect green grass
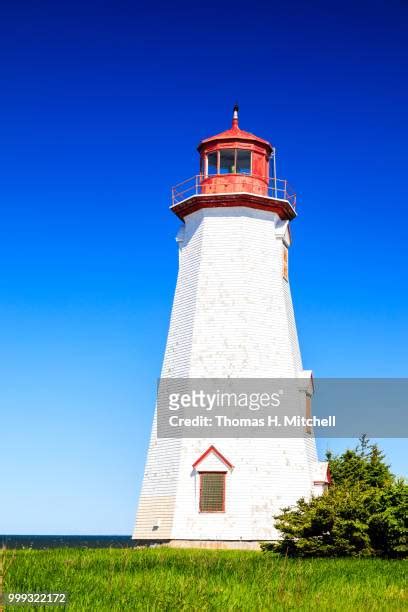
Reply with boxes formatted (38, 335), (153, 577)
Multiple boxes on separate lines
(2, 547), (407, 611)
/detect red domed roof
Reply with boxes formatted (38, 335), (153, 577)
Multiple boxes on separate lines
(198, 106), (272, 154)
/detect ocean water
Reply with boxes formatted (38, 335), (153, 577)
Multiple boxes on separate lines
(0, 535), (134, 549)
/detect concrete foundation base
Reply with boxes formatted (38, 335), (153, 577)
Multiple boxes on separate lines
(133, 539), (263, 551)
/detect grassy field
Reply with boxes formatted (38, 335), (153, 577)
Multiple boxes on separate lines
(1, 547), (407, 611)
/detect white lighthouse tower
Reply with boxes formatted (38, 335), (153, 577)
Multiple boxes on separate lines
(133, 107), (329, 548)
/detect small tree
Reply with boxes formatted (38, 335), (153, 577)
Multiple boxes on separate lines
(262, 437), (407, 558)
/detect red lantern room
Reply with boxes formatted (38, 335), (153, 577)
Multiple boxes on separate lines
(171, 106), (296, 221)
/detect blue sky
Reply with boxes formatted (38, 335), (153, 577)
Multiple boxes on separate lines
(1, 0), (407, 534)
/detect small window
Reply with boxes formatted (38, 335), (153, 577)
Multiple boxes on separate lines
(220, 149), (235, 174)
(237, 150), (251, 174)
(207, 152), (218, 175)
(305, 395), (312, 434)
(199, 472), (225, 512)
(283, 245), (289, 281)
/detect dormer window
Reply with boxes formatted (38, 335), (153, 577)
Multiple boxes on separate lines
(192, 445), (233, 514)
(199, 472), (226, 512)
(205, 149), (252, 176)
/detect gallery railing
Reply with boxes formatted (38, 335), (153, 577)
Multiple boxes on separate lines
(171, 175), (296, 209)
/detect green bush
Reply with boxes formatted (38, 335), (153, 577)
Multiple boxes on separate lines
(262, 437), (408, 558)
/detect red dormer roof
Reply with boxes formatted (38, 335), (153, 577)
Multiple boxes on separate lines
(192, 445), (234, 470)
(197, 105), (273, 154)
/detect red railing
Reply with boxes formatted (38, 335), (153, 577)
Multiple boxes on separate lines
(171, 175), (296, 209)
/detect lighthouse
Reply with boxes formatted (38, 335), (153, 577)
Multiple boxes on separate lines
(133, 108), (329, 548)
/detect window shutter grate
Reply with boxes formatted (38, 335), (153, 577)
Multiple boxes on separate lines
(199, 472), (225, 512)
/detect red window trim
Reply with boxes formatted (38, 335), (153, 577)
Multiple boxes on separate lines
(198, 471), (226, 513)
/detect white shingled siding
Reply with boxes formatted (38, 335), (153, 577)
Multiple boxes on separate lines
(133, 216), (204, 539)
(133, 205), (318, 541)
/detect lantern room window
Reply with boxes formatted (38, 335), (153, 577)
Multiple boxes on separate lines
(207, 152), (218, 175)
(199, 472), (226, 512)
(236, 150), (251, 174)
(220, 149), (236, 174)
(205, 149), (252, 176)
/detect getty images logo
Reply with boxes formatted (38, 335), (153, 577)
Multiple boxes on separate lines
(168, 389), (283, 412)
